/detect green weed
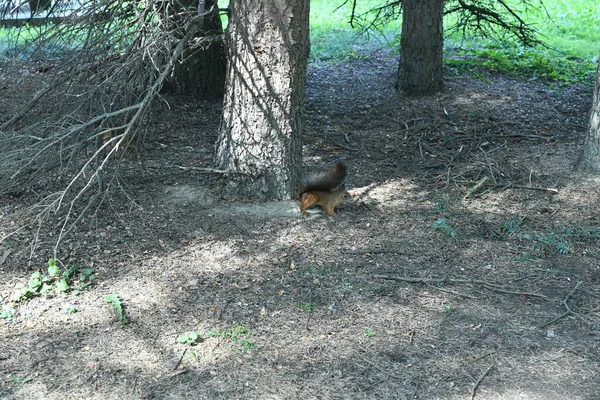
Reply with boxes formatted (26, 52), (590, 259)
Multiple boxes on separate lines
(104, 293), (127, 328)
(310, 0), (398, 64)
(11, 375), (32, 391)
(294, 303), (313, 312)
(60, 305), (78, 314)
(497, 220), (600, 256)
(8, 258), (95, 305)
(500, 216), (526, 237)
(431, 218), (458, 240)
(444, 305), (456, 313)
(1, 304), (16, 321)
(208, 322), (256, 352)
(177, 331), (203, 345)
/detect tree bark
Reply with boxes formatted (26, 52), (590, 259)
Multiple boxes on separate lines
(162, 0), (226, 99)
(577, 57), (600, 171)
(397, 0), (444, 95)
(215, 0), (309, 199)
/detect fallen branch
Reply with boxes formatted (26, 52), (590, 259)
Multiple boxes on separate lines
(463, 177), (559, 199)
(491, 183), (559, 194)
(541, 281), (596, 328)
(375, 274), (547, 299)
(425, 282), (477, 299)
(172, 348), (187, 371)
(470, 364), (493, 400)
(173, 165), (251, 175)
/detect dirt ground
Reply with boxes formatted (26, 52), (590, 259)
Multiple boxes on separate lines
(1, 49), (600, 400)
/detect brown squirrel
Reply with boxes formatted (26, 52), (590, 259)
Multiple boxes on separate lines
(298, 162), (351, 216)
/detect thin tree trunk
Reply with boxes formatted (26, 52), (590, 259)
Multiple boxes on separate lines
(577, 57), (600, 171)
(397, 0), (444, 95)
(162, 0), (226, 99)
(215, 0), (309, 199)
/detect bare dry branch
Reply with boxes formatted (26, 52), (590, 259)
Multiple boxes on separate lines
(0, 0), (225, 254)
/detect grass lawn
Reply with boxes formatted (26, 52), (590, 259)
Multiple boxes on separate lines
(310, 0), (599, 83)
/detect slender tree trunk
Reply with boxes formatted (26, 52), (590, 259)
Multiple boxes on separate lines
(29, 0), (51, 13)
(397, 0), (444, 95)
(215, 0), (309, 199)
(162, 0), (226, 99)
(577, 57), (600, 171)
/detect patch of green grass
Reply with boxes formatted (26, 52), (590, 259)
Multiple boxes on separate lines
(294, 303), (313, 312)
(514, 0), (600, 61)
(311, 0), (597, 83)
(208, 322), (256, 352)
(445, 43), (595, 85)
(310, 0), (398, 63)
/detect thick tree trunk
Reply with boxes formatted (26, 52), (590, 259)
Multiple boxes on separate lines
(215, 0), (309, 199)
(162, 0), (226, 99)
(29, 0), (51, 13)
(397, 0), (444, 95)
(577, 58), (600, 171)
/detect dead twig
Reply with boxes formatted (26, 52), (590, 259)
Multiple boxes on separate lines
(172, 348), (187, 371)
(173, 165), (251, 175)
(463, 177), (559, 199)
(470, 364), (493, 400)
(541, 281), (596, 328)
(463, 177), (489, 200)
(470, 352), (496, 363)
(375, 274), (547, 299)
(425, 282), (477, 299)
(342, 249), (411, 256)
(491, 183), (559, 194)
(0, 249), (11, 265)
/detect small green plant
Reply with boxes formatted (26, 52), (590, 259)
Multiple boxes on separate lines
(104, 293), (127, 328)
(364, 330), (377, 338)
(444, 305), (456, 313)
(2, 259), (96, 321)
(11, 375), (32, 390)
(177, 331), (203, 345)
(500, 216), (525, 237)
(520, 233), (571, 255)
(10, 259), (96, 303)
(208, 322), (256, 352)
(294, 303), (313, 312)
(1, 304), (16, 321)
(431, 218), (458, 240)
(61, 305), (78, 314)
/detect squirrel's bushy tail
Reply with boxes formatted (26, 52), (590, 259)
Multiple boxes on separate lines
(298, 162), (347, 195)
